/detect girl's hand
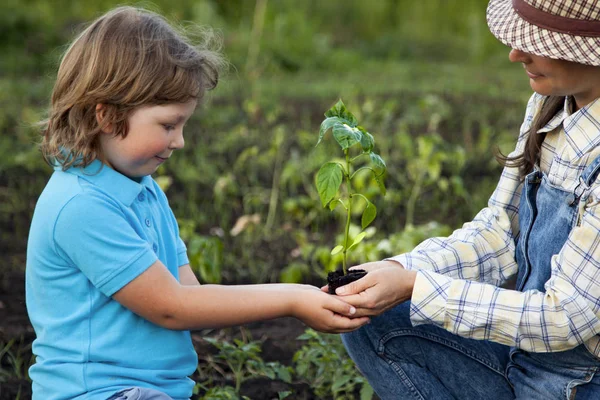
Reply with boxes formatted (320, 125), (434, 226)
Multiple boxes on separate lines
(290, 286), (371, 333)
(320, 260), (403, 293)
(333, 265), (417, 317)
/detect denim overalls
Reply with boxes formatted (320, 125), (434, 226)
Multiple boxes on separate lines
(342, 155), (600, 400)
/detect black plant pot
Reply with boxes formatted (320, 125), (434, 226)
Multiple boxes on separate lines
(327, 268), (367, 294)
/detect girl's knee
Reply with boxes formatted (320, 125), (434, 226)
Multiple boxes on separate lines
(342, 302), (414, 357)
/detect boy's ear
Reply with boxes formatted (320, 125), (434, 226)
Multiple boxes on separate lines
(95, 103), (113, 133)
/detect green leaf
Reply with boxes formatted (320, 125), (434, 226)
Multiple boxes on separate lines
(275, 367), (293, 384)
(279, 263), (309, 283)
(278, 391), (292, 400)
(427, 158), (442, 180)
(361, 200), (377, 229)
(317, 117), (344, 146)
(316, 162), (343, 207)
(325, 99), (358, 126)
(329, 198), (341, 211)
(347, 232), (366, 251)
(360, 383), (375, 400)
(332, 375), (352, 391)
(331, 245), (344, 255)
(357, 127), (374, 152)
(333, 123), (362, 150)
(189, 236), (223, 284)
(369, 152), (386, 173)
(296, 333), (313, 341)
(374, 174), (387, 196)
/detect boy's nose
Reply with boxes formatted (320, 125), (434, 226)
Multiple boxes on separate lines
(170, 132), (185, 150)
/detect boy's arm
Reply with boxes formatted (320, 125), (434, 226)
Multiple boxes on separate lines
(179, 264), (201, 285)
(113, 260), (369, 333)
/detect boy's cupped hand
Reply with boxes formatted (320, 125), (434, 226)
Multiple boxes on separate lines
(290, 285), (371, 334)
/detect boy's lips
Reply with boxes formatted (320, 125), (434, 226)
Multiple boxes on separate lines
(155, 155), (169, 162)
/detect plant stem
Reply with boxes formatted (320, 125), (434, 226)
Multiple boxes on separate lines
(342, 149), (352, 274)
(265, 133), (285, 235)
(246, 0), (268, 80)
(234, 365), (243, 393)
(405, 170), (425, 229)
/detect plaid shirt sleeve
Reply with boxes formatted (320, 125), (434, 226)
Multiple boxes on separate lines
(389, 93), (600, 352)
(388, 93), (542, 285)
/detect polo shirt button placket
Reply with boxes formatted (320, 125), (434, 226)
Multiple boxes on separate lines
(137, 192), (145, 202)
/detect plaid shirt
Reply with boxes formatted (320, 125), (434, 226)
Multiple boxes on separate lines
(391, 92), (600, 355)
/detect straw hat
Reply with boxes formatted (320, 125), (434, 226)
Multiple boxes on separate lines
(487, 0), (600, 66)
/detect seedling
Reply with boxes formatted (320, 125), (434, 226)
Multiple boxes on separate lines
(294, 328), (374, 399)
(201, 337), (292, 394)
(315, 100), (386, 293)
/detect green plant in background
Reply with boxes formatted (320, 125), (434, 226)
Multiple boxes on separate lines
(293, 329), (374, 400)
(0, 336), (33, 382)
(401, 133), (466, 229)
(178, 219), (223, 284)
(199, 386), (248, 400)
(315, 100), (386, 274)
(199, 337), (292, 394)
(0, 336), (34, 400)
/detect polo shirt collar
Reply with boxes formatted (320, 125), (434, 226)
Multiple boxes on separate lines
(61, 159), (156, 206)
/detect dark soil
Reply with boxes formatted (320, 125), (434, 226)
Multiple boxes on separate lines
(0, 269), (33, 400)
(0, 270), (326, 400)
(327, 268), (367, 294)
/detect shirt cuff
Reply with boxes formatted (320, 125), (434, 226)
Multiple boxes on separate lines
(177, 250), (189, 268)
(384, 254), (414, 270)
(99, 249), (158, 297)
(409, 270), (452, 328)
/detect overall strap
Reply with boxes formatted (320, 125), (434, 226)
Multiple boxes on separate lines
(580, 154), (600, 189)
(574, 154), (600, 226)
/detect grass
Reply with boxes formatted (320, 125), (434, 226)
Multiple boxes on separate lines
(215, 59), (532, 103)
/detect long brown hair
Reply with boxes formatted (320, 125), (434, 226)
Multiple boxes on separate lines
(496, 96), (564, 177)
(41, 6), (226, 169)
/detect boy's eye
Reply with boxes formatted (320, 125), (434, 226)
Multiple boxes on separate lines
(162, 124), (175, 131)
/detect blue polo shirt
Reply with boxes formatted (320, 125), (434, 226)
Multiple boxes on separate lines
(26, 160), (196, 400)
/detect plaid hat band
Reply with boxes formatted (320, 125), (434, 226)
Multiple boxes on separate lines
(513, 0), (600, 37)
(487, 0), (600, 66)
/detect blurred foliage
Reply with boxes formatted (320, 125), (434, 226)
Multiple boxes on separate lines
(2, 0), (513, 77)
(293, 329), (373, 400)
(1, 0), (530, 284)
(0, 1), (536, 398)
(198, 337), (292, 394)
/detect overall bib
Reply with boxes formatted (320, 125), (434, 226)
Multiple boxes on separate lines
(342, 155), (600, 400)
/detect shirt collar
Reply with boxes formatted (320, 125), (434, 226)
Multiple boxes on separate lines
(61, 159), (156, 206)
(535, 96), (572, 134)
(562, 97), (600, 158)
(534, 96), (600, 158)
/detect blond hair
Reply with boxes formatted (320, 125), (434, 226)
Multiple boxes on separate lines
(42, 6), (225, 169)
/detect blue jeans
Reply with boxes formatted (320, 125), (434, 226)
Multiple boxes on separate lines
(106, 388), (173, 400)
(342, 302), (600, 400)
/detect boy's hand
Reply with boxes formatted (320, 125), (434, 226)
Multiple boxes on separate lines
(290, 286), (370, 333)
(332, 263), (417, 317)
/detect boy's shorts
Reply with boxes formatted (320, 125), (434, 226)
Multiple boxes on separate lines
(106, 387), (174, 400)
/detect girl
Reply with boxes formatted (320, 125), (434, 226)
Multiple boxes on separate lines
(25, 6), (369, 400)
(337, 0), (600, 399)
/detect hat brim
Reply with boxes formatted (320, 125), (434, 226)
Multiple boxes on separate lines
(487, 0), (600, 66)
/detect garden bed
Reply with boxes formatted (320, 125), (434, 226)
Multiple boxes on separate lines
(0, 269), (372, 400)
